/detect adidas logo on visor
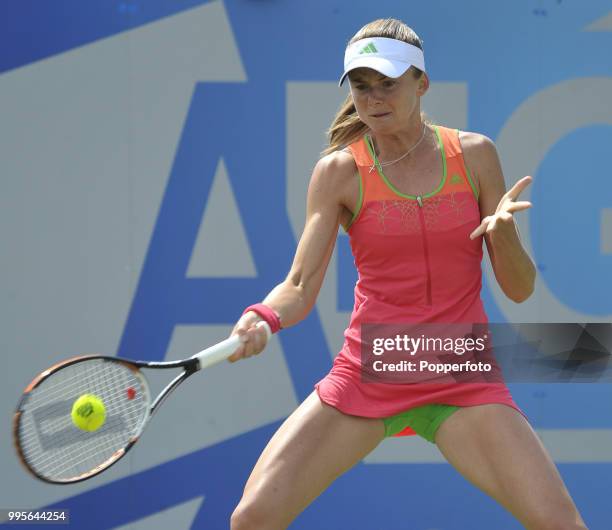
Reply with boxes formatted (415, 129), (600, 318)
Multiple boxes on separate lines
(359, 43), (378, 54)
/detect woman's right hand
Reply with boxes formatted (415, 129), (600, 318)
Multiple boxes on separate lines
(227, 311), (270, 363)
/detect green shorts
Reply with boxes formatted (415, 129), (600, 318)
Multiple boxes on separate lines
(383, 403), (460, 444)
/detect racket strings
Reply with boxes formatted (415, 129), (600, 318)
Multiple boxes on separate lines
(39, 362), (145, 474)
(21, 361), (146, 479)
(17, 359), (149, 482)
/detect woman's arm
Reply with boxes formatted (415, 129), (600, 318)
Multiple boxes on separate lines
(228, 151), (357, 361)
(461, 132), (536, 303)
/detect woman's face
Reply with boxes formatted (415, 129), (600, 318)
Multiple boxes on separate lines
(348, 67), (428, 133)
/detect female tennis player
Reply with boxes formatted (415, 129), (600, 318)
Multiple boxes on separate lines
(227, 18), (587, 530)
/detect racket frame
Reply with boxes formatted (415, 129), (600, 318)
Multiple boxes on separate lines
(14, 355), (197, 484)
(13, 321), (269, 484)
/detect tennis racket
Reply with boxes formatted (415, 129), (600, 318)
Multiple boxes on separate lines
(13, 322), (271, 484)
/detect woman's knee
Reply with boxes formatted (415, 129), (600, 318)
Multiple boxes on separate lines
(230, 498), (286, 530)
(524, 505), (588, 530)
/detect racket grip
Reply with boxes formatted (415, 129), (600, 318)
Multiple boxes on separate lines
(192, 321), (272, 369)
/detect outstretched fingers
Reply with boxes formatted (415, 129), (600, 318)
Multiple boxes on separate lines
(505, 201), (532, 214)
(505, 176), (533, 201)
(470, 216), (491, 240)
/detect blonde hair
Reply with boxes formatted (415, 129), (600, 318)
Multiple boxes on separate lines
(323, 19), (425, 156)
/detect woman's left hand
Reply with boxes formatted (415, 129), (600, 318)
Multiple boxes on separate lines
(469, 176), (533, 240)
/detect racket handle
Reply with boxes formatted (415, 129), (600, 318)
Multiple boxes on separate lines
(192, 321), (272, 370)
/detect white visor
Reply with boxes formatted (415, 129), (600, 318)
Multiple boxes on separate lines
(338, 37), (425, 87)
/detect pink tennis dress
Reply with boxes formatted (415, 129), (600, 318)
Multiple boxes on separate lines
(314, 125), (524, 437)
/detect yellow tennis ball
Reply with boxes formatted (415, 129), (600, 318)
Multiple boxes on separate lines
(71, 394), (106, 432)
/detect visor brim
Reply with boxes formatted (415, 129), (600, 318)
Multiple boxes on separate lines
(338, 57), (412, 87)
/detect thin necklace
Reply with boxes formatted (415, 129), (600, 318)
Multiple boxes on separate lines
(369, 124), (427, 174)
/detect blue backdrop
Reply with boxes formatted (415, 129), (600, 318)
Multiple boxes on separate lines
(2, 1), (611, 528)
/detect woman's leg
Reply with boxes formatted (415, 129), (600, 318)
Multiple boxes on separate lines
(230, 390), (386, 530)
(435, 404), (588, 530)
